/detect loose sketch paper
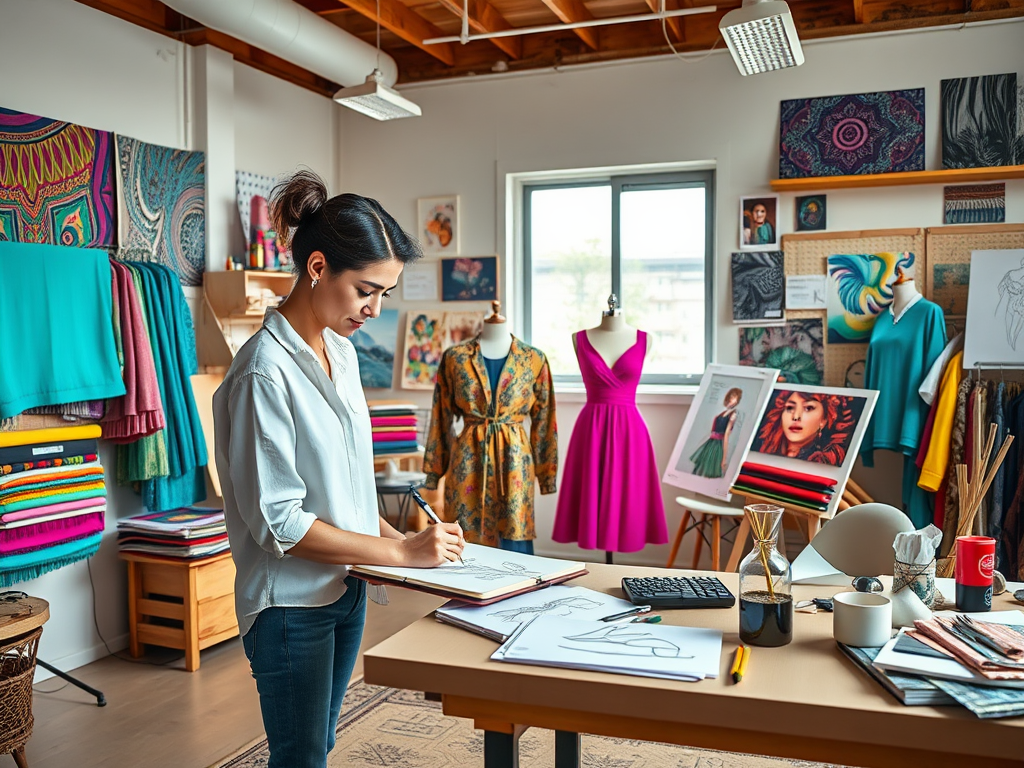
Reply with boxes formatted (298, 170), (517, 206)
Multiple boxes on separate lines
(351, 543), (586, 601)
(402, 261), (440, 301)
(435, 585), (635, 642)
(963, 249), (1024, 369)
(786, 275), (828, 310)
(492, 615), (723, 682)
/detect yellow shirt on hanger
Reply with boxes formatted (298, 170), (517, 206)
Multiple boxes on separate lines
(919, 351), (964, 492)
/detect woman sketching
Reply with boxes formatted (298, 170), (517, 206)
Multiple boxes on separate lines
(213, 171), (465, 768)
(689, 388), (743, 478)
(752, 390), (860, 466)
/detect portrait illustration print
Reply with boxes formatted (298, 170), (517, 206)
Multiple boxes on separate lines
(740, 195), (779, 250)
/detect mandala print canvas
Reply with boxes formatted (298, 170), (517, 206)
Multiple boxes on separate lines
(942, 73), (1022, 169)
(117, 135), (206, 286)
(779, 90), (925, 179)
(0, 108), (116, 247)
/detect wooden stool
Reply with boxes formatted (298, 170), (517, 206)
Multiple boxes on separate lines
(121, 551), (238, 672)
(665, 495), (745, 571)
(0, 594), (49, 768)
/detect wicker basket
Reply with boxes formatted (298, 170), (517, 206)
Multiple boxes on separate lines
(0, 627), (42, 758)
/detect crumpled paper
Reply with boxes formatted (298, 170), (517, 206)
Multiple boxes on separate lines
(893, 524), (942, 564)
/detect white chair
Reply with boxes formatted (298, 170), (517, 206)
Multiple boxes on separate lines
(666, 494), (746, 572)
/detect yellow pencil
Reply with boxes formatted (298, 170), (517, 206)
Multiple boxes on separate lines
(730, 645), (746, 683)
(735, 645), (751, 683)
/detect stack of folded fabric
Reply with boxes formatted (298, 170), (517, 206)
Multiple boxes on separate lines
(731, 461), (837, 513)
(0, 425), (107, 587)
(370, 403), (420, 457)
(116, 507), (228, 559)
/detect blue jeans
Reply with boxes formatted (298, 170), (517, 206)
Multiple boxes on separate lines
(242, 575), (367, 768)
(499, 537), (534, 555)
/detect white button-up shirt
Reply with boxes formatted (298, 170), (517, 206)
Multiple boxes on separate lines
(213, 308), (380, 636)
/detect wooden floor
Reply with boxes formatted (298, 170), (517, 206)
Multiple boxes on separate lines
(13, 588), (445, 768)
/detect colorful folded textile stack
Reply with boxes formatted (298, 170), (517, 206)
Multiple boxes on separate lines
(0, 426), (106, 587)
(731, 461), (837, 513)
(370, 403), (421, 456)
(116, 507), (228, 559)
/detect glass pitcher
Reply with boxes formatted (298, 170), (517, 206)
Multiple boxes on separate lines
(738, 504), (793, 647)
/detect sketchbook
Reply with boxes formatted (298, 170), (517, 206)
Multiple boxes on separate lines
(491, 614), (723, 682)
(350, 543), (587, 603)
(435, 585), (635, 642)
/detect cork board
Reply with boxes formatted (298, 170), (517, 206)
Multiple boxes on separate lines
(781, 228), (926, 388)
(925, 224), (1024, 320)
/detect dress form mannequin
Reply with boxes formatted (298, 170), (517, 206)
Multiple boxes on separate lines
(573, 295), (653, 368)
(891, 264), (921, 320)
(479, 300), (513, 358)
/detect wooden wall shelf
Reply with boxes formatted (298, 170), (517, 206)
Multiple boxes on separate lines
(770, 164), (1024, 192)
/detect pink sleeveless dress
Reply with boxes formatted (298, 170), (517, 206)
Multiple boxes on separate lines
(552, 330), (668, 552)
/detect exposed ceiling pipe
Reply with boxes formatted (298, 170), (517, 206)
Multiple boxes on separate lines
(161, 0), (399, 87)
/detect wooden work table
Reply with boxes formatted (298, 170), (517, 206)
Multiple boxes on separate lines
(363, 563), (1024, 768)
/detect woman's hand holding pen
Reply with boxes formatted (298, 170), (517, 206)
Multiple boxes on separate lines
(401, 523), (465, 567)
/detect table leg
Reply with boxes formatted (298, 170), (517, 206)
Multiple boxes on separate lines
(484, 730), (520, 768)
(555, 730), (581, 768)
(127, 561), (142, 659)
(13, 746), (28, 768)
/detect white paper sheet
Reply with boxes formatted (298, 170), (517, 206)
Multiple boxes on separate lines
(791, 541), (849, 585)
(786, 275), (828, 310)
(436, 586), (635, 641)
(402, 261), (439, 301)
(492, 615), (723, 682)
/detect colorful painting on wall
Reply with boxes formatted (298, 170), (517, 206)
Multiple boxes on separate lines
(441, 256), (498, 302)
(352, 308), (399, 389)
(401, 311), (446, 390)
(739, 196), (779, 250)
(731, 251), (784, 323)
(944, 183), (1006, 224)
(444, 311), (484, 347)
(779, 89), (926, 178)
(941, 73), (1022, 169)
(0, 108), (116, 247)
(826, 251), (915, 344)
(418, 196), (459, 256)
(117, 135), (206, 286)
(236, 170), (277, 247)
(738, 319), (824, 385)
(796, 195), (827, 232)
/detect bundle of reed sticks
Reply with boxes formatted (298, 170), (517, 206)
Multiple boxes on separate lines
(747, 506), (780, 599)
(936, 397), (1014, 578)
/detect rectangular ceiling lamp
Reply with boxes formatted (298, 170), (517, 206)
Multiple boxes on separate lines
(719, 0), (804, 76)
(334, 70), (422, 121)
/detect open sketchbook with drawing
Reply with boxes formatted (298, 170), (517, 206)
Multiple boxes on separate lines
(435, 585), (636, 642)
(492, 614), (723, 682)
(350, 543), (587, 603)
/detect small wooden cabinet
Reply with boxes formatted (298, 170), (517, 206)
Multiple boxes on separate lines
(122, 551), (238, 672)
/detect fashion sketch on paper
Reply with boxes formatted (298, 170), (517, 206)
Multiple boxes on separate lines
(996, 255), (1024, 350)
(689, 388), (743, 478)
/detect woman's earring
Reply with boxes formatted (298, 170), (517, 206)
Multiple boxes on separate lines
(311, 277), (319, 289)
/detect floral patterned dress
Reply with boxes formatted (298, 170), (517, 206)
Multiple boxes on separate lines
(423, 337), (557, 546)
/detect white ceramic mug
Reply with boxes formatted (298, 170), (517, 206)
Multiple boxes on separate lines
(833, 592), (892, 647)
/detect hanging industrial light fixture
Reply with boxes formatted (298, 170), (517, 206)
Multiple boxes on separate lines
(719, 0), (804, 76)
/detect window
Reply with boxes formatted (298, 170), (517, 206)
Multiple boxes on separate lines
(522, 170), (714, 386)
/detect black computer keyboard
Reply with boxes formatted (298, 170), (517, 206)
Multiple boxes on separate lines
(621, 576), (736, 609)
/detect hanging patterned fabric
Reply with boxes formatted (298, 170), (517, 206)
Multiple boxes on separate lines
(0, 108), (116, 247)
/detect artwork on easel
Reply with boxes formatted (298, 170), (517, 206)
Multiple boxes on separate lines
(963, 249), (1024, 369)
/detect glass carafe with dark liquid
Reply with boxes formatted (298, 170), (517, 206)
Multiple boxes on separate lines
(738, 504), (793, 647)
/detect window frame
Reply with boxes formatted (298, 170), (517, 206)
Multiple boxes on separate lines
(521, 168), (715, 387)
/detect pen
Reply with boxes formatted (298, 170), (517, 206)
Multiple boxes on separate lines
(630, 615), (662, 624)
(734, 645), (751, 683)
(409, 488), (464, 564)
(599, 605), (652, 622)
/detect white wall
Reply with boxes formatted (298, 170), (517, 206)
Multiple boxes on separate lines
(337, 21), (1024, 567)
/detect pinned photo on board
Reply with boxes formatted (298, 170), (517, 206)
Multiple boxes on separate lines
(740, 196), (779, 250)
(441, 256), (498, 302)
(418, 196), (459, 256)
(796, 195), (827, 232)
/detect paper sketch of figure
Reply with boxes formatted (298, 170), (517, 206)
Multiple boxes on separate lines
(487, 596), (603, 624)
(558, 626), (690, 659)
(448, 559), (543, 582)
(995, 255), (1024, 350)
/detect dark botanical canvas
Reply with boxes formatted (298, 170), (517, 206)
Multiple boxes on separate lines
(732, 251), (784, 322)
(780, 90), (925, 179)
(942, 73), (1022, 169)
(739, 319), (824, 385)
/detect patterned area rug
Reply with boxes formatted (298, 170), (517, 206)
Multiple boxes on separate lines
(211, 679), (850, 768)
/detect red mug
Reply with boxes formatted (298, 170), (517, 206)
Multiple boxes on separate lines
(955, 535), (995, 612)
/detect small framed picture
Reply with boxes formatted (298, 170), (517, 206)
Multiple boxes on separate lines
(796, 194), (827, 231)
(739, 195), (779, 250)
(441, 256), (498, 302)
(417, 196), (459, 256)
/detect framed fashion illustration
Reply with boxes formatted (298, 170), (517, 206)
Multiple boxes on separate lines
(663, 365), (779, 501)
(745, 383), (878, 516)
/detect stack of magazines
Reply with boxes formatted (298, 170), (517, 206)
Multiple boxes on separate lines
(117, 507), (229, 559)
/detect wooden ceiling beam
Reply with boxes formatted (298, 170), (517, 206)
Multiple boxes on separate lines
(643, 0), (686, 42)
(336, 0), (456, 65)
(852, 0), (864, 21)
(434, 0), (524, 60)
(537, 0), (600, 50)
